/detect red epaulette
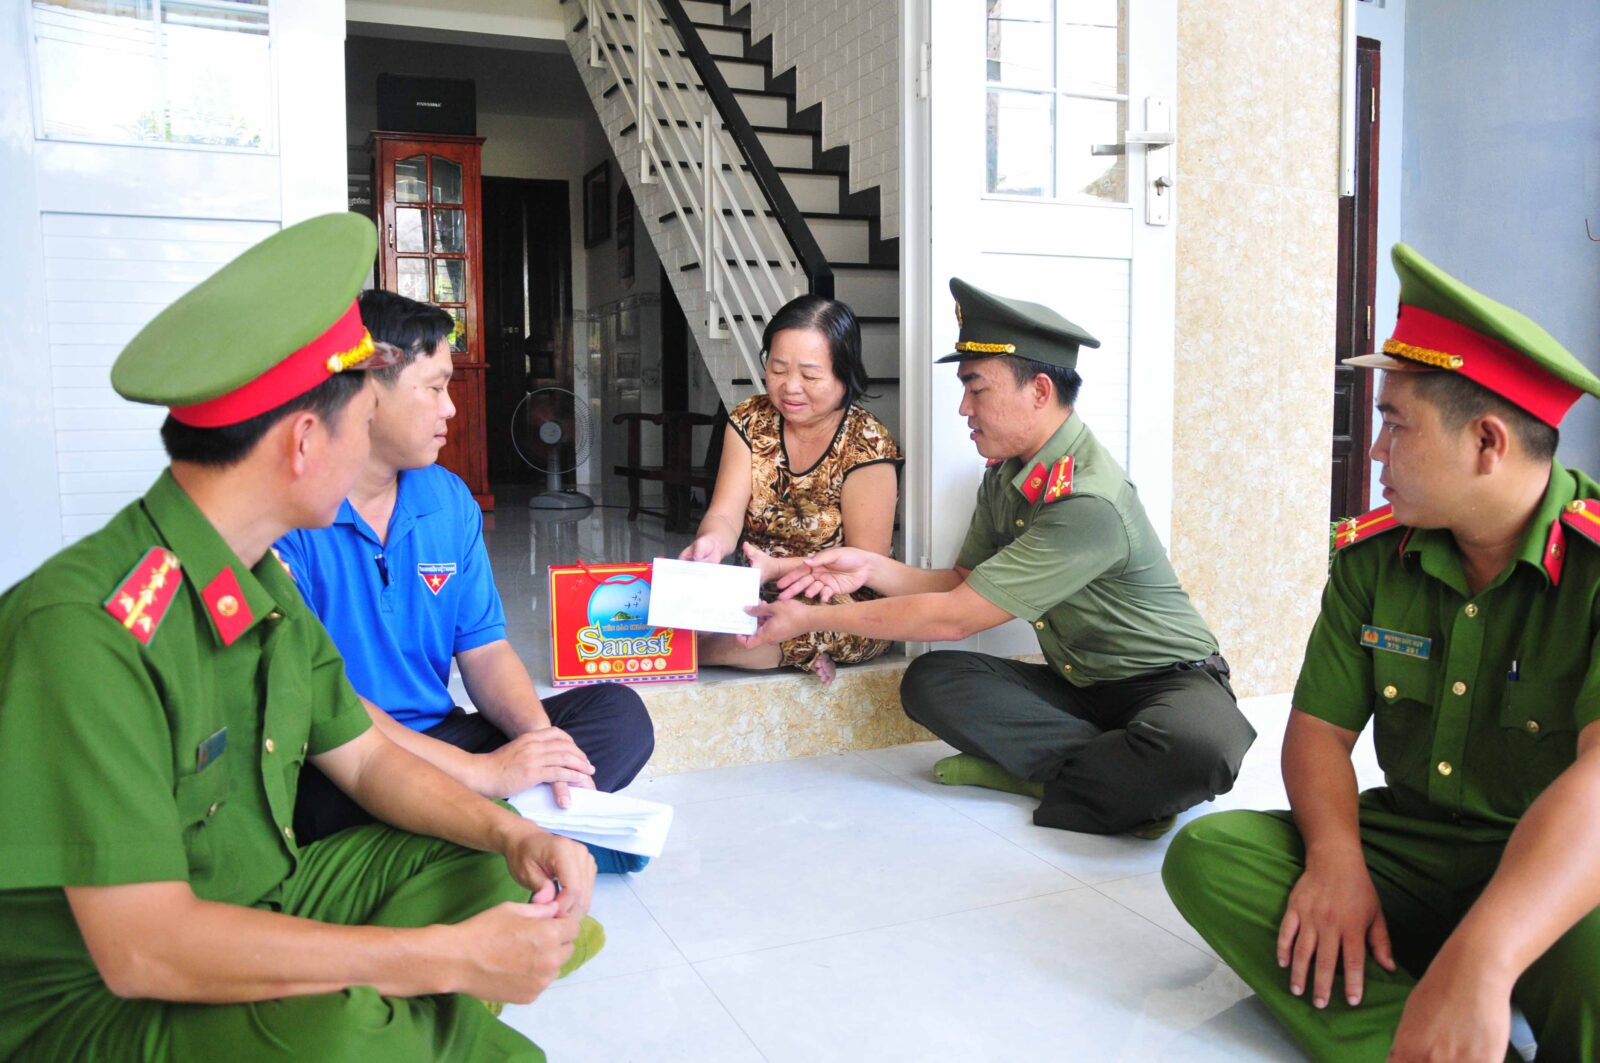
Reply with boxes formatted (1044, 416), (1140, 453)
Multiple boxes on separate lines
(1544, 498), (1600, 585)
(1332, 504), (1401, 551)
(104, 547), (183, 646)
(1042, 455), (1074, 504)
(1561, 498), (1600, 544)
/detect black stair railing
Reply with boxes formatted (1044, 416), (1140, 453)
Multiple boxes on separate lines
(657, 0), (833, 300)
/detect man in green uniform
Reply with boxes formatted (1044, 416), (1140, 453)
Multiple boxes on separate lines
(745, 278), (1255, 836)
(1163, 244), (1600, 1062)
(0, 214), (600, 1063)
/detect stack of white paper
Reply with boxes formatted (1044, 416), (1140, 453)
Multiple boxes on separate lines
(508, 784), (675, 858)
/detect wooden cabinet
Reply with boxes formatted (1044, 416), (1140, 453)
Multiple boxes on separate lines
(370, 131), (493, 510)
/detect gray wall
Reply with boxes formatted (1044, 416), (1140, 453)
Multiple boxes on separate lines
(1402, 0), (1600, 466)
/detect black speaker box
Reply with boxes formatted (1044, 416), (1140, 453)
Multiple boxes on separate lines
(376, 75), (476, 136)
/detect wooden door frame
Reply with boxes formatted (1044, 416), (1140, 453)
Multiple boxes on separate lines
(1333, 37), (1380, 519)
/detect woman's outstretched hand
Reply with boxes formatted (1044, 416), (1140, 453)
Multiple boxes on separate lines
(679, 535), (723, 563)
(775, 547), (874, 601)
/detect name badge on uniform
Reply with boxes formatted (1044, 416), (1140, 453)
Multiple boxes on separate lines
(1360, 625), (1432, 660)
(196, 727), (228, 772)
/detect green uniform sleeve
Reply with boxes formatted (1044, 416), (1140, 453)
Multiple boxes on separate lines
(305, 617), (372, 756)
(954, 474), (997, 572)
(0, 604), (188, 888)
(1291, 548), (1378, 732)
(964, 494), (1126, 622)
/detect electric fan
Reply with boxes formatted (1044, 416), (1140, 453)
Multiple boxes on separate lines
(512, 387), (595, 511)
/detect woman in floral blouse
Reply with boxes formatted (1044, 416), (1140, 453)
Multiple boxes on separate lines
(680, 295), (901, 682)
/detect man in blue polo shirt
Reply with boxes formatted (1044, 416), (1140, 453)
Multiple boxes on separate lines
(278, 290), (655, 873)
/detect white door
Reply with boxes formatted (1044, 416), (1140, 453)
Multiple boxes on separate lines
(903, 0), (1178, 657)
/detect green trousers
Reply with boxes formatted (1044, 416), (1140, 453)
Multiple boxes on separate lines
(1162, 797), (1600, 1062)
(17, 824), (602, 1062)
(901, 651), (1255, 832)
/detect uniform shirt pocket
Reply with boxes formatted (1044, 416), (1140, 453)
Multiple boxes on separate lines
(1496, 681), (1580, 814)
(1370, 653), (1437, 788)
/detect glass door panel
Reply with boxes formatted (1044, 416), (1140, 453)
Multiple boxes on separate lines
(396, 208), (427, 253)
(431, 157), (463, 204)
(432, 209), (465, 254)
(397, 257), (429, 302)
(395, 155), (428, 203)
(433, 259), (465, 304)
(444, 308), (467, 352)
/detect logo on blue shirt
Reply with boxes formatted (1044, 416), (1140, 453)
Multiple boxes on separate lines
(418, 562), (458, 596)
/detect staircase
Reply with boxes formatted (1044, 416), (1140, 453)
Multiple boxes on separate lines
(563, 0), (901, 440)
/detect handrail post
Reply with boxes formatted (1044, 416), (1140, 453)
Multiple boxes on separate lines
(636, 0), (653, 184)
(587, 0), (602, 67)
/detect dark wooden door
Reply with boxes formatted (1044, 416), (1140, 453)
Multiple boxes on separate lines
(481, 177), (573, 486)
(1332, 38), (1380, 520)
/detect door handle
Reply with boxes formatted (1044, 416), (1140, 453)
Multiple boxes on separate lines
(1091, 131), (1174, 156)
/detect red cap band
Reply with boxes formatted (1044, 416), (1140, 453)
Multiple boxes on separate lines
(170, 302), (371, 428)
(1388, 305), (1580, 427)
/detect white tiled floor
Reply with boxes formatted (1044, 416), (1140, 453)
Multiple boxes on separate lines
(500, 693), (1386, 1062)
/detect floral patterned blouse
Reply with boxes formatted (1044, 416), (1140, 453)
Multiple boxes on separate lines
(729, 394), (901, 671)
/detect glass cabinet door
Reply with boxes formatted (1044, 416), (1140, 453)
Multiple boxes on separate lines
(390, 146), (470, 357)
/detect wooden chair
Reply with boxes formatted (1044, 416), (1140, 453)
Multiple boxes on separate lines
(612, 408), (726, 531)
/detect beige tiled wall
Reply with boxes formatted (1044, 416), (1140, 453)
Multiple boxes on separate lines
(1170, 1), (1343, 697)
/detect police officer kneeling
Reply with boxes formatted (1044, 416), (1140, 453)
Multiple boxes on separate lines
(0, 215), (598, 1062)
(1164, 244), (1600, 1062)
(745, 278), (1255, 837)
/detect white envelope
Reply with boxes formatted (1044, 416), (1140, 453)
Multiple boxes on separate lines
(646, 557), (761, 636)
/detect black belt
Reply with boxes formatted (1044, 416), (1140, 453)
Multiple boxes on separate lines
(1175, 654), (1230, 680)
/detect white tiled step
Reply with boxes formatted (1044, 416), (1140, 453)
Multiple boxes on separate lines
(732, 90), (787, 127)
(756, 129), (814, 168)
(682, 0), (726, 25)
(698, 24), (746, 58)
(777, 170), (840, 213)
(716, 58), (765, 91)
(655, 210), (864, 263)
(859, 320), (898, 376)
(807, 215), (869, 261)
(834, 266), (898, 316)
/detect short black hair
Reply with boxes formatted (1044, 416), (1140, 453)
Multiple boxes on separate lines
(358, 288), (455, 385)
(1410, 370), (1558, 462)
(160, 370), (367, 467)
(761, 294), (875, 410)
(997, 355), (1082, 407)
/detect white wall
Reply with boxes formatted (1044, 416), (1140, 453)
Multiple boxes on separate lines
(0, 0), (348, 590)
(1401, 0), (1600, 469)
(741, 0), (901, 239)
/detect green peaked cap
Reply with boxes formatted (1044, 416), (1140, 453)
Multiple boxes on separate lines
(1390, 242), (1600, 397)
(936, 277), (1100, 370)
(112, 213), (379, 409)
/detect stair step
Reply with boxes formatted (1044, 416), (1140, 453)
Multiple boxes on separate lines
(756, 128), (813, 168)
(832, 266), (899, 316)
(858, 320), (898, 377)
(805, 216), (870, 261)
(731, 89), (787, 127)
(773, 169), (840, 212)
(694, 23), (747, 58)
(682, 0), (726, 26)
(715, 57), (765, 91)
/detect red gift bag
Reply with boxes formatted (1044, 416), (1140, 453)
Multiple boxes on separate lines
(547, 562), (698, 686)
